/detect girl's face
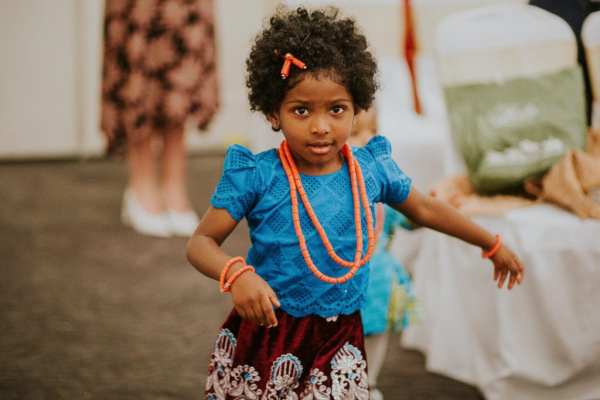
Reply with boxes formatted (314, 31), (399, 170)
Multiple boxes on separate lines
(269, 73), (355, 175)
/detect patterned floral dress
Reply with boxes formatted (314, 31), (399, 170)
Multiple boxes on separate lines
(101, 0), (219, 154)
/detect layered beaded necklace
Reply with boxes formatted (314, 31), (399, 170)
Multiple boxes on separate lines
(278, 141), (377, 284)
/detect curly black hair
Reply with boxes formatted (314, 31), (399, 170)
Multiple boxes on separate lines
(246, 7), (378, 116)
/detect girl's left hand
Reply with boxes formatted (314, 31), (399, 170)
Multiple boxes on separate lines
(490, 246), (524, 290)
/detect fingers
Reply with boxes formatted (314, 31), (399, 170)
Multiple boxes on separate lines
(232, 280), (281, 327)
(513, 259), (524, 286)
(237, 297), (279, 328)
(515, 257), (525, 284)
(491, 247), (526, 290)
(266, 288), (280, 327)
(235, 301), (261, 326)
(497, 269), (508, 289)
(247, 305), (261, 325)
(250, 302), (266, 327)
(268, 288), (281, 309)
(496, 266), (522, 290)
(508, 271), (518, 290)
(248, 297), (277, 328)
(261, 295), (278, 328)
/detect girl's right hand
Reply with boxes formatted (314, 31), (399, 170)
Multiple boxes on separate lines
(230, 271), (281, 328)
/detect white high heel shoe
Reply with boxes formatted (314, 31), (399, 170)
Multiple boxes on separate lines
(121, 189), (171, 237)
(166, 209), (200, 237)
(370, 388), (384, 400)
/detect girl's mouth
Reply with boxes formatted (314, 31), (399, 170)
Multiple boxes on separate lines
(307, 142), (333, 155)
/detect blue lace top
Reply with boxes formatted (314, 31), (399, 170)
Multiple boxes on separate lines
(210, 136), (412, 318)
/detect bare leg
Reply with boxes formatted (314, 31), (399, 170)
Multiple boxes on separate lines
(161, 125), (192, 212)
(365, 332), (389, 391)
(127, 133), (163, 213)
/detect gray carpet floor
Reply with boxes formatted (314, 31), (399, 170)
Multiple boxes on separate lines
(0, 156), (484, 399)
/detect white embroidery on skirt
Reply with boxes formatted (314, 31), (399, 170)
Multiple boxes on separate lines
(262, 354), (303, 400)
(229, 364), (263, 399)
(330, 343), (369, 400)
(206, 329), (237, 399)
(205, 333), (369, 399)
(300, 368), (332, 400)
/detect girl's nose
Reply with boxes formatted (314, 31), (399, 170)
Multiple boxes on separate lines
(310, 116), (330, 135)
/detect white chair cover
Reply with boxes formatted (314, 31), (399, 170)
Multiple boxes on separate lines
(412, 0), (527, 55)
(400, 6), (600, 399)
(436, 4), (577, 85)
(433, 4), (585, 192)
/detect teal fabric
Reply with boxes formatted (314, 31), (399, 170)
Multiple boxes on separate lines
(360, 206), (414, 336)
(444, 66), (587, 193)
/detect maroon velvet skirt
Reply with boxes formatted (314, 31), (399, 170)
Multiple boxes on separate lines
(205, 309), (369, 399)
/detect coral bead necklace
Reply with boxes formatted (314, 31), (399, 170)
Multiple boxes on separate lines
(278, 140), (376, 284)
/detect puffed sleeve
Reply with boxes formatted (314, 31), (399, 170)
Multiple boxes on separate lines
(210, 145), (258, 221)
(363, 136), (412, 204)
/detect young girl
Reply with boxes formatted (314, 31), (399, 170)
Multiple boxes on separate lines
(349, 110), (417, 400)
(187, 7), (524, 399)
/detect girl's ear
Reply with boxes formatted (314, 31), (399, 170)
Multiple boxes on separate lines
(267, 113), (281, 132)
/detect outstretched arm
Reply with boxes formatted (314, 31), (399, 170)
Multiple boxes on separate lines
(391, 188), (524, 289)
(186, 207), (280, 327)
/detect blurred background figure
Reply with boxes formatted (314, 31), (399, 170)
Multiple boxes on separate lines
(101, 0), (219, 237)
(349, 108), (418, 400)
(529, 0), (600, 124)
(583, 10), (600, 129)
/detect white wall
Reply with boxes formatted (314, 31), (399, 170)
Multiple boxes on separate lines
(0, 0), (79, 158)
(0, 0), (526, 159)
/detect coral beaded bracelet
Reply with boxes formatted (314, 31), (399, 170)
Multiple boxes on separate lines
(219, 256), (244, 290)
(482, 234), (502, 259)
(221, 265), (255, 293)
(219, 257), (255, 293)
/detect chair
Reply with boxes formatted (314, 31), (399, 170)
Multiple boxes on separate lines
(435, 4), (586, 192)
(401, 5), (600, 399)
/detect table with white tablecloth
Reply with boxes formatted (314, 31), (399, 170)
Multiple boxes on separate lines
(394, 205), (600, 400)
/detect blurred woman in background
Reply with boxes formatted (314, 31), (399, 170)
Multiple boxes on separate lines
(530, 0), (600, 124)
(101, 0), (219, 237)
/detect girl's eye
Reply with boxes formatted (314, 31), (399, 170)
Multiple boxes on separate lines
(293, 107), (309, 116)
(331, 105), (346, 115)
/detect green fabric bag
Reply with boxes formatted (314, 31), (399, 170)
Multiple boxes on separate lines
(444, 67), (587, 193)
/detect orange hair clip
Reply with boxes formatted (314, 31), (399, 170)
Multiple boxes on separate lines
(280, 53), (307, 79)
